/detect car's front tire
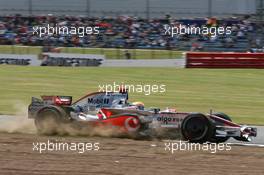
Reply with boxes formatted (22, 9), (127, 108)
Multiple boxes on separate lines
(181, 113), (214, 143)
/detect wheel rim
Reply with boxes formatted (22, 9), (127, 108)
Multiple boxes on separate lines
(184, 117), (208, 141)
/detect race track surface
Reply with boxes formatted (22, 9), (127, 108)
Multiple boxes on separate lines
(0, 115), (263, 175)
(0, 133), (264, 175)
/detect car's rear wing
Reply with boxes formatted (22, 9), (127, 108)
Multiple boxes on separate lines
(28, 96), (72, 118)
(41, 96), (72, 105)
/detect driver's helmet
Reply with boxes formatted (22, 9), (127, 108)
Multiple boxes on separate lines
(132, 101), (145, 110)
(119, 86), (128, 94)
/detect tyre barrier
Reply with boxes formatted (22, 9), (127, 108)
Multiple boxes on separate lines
(0, 53), (105, 67)
(0, 58), (31, 65)
(186, 52), (264, 68)
(40, 52), (104, 67)
(40, 57), (103, 66)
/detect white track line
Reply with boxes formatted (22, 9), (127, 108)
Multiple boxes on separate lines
(228, 143), (264, 148)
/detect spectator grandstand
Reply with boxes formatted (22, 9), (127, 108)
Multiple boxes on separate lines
(0, 15), (263, 52)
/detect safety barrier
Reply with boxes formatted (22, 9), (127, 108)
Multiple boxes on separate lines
(186, 52), (264, 68)
(0, 53), (104, 66)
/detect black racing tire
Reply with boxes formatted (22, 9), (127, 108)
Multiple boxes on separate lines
(35, 106), (69, 135)
(209, 112), (232, 143)
(181, 113), (214, 143)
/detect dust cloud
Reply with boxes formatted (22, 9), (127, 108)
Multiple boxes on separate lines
(0, 101), (36, 134)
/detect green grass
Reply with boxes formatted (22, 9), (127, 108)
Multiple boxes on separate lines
(0, 66), (263, 125)
(0, 45), (183, 59)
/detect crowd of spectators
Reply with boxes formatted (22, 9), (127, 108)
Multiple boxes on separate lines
(0, 14), (263, 51)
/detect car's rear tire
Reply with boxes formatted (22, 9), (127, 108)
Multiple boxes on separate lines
(181, 113), (214, 143)
(209, 112), (232, 143)
(35, 107), (69, 135)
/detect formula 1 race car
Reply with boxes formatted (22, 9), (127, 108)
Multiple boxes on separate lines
(28, 90), (257, 143)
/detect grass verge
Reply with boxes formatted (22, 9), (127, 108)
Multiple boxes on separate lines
(0, 66), (263, 125)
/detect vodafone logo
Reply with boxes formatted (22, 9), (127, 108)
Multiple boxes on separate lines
(124, 117), (140, 132)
